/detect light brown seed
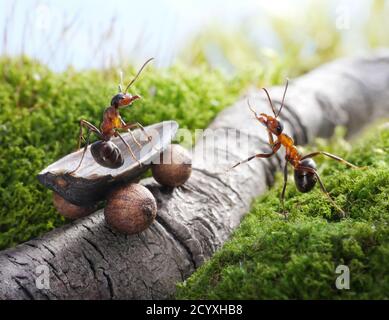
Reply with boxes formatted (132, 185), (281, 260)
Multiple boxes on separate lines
(151, 144), (192, 187)
(104, 183), (157, 235)
(53, 192), (96, 220)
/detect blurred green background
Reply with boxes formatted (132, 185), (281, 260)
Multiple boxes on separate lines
(1, 0), (389, 73)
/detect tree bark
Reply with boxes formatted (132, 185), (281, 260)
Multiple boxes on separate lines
(1, 51), (389, 299)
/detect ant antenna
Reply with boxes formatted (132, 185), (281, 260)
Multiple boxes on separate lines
(262, 87), (277, 118)
(118, 70), (124, 93)
(277, 78), (289, 117)
(124, 58), (154, 94)
(247, 99), (258, 117)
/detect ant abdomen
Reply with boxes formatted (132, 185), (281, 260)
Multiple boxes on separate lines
(294, 158), (317, 193)
(90, 141), (124, 169)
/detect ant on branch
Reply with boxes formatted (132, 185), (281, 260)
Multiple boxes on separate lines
(230, 79), (364, 218)
(69, 58), (154, 174)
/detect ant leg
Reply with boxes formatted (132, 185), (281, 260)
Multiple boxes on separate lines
(301, 151), (363, 169)
(115, 130), (142, 167)
(74, 119), (97, 151)
(133, 122), (152, 142)
(121, 121), (151, 148)
(129, 130), (142, 148)
(298, 165), (346, 218)
(69, 120), (103, 174)
(76, 121), (84, 151)
(125, 125), (142, 149)
(79, 119), (103, 139)
(228, 142), (281, 171)
(267, 130), (275, 146)
(119, 120), (141, 148)
(69, 129), (91, 174)
(280, 160), (289, 219)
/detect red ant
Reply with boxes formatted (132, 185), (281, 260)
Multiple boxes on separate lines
(69, 58), (154, 174)
(230, 80), (364, 218)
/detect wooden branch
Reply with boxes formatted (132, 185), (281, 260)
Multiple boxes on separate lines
(1, 51), (389, 299)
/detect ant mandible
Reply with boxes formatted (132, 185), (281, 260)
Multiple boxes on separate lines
(230, 79), (363, 218)
(69, 58), (154, 174)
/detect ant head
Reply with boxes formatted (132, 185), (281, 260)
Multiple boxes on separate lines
(258, 113), (284, 135)
(112, 58), (154, 109)
(261, 79), (289, 135)
(111, 92), (141, 108)
(248, 79), (289, 136)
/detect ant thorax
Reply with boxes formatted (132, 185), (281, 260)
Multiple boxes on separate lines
(101, 106), (121, 138)
(279, 133), (301, 164)
(279, 133), (294, 147)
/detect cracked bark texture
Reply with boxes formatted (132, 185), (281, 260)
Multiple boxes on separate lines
(1, 51), (389, 299)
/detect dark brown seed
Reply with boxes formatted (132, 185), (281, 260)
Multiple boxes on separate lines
(104, 183), (157, 235)
(151, 144), (192, 187)
(53, 192), (97, 220)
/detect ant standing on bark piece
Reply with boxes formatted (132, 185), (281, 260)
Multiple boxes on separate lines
(229, 79), (364, 219)
(69, 58), (154, 174)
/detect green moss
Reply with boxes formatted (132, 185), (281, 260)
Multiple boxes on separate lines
(177, 124), (389, 299)
(0, 56), (253, 250)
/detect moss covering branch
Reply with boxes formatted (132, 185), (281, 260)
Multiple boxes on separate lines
(177, 124), (389, 299)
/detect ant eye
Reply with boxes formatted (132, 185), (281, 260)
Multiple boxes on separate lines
(276, 122), (283, 134)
